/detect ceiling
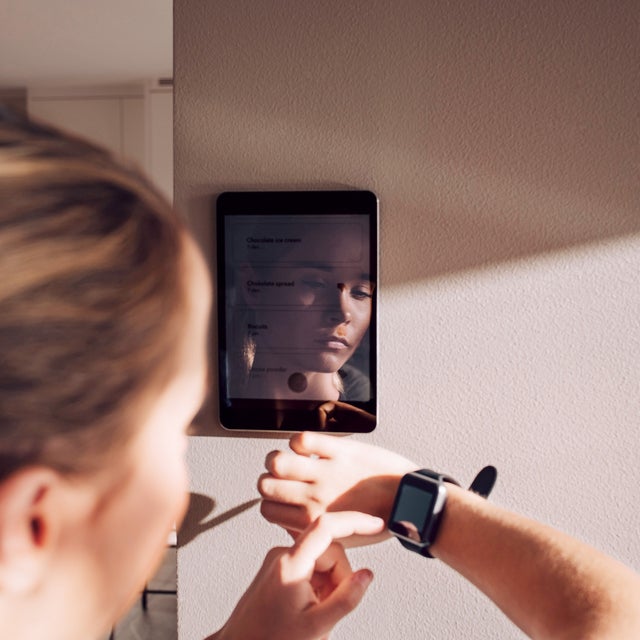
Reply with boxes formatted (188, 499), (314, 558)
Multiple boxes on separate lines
(0, 0), (172, 86)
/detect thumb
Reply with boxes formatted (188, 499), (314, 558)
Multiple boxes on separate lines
(306, 569), (374, 636)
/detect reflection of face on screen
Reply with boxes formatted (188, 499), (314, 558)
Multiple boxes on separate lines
(226, 215), (373, 402)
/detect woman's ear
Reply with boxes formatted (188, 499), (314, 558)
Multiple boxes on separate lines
(0, 468), (63, 594)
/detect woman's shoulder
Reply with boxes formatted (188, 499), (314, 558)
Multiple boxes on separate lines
(338, 363), (370, 402)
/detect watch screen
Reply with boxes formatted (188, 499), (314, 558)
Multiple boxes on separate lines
(390, 483), (435, 542)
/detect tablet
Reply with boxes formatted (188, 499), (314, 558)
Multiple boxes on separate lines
(216, 190), (378, 432)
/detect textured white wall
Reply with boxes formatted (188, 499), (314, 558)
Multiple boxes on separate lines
(174, 2), (640, 638)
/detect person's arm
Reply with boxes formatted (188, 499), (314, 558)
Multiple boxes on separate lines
(208, 511), (384, 640)
(258, 431), (640, 639)
(432, 484), (640, 639)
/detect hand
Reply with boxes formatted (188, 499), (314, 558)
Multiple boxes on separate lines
(258, 432), (417, 547)
(314, 401), (376, 432)
(210, 512), (384, 640)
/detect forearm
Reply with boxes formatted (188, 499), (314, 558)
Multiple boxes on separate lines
(430, 485), (640, 639)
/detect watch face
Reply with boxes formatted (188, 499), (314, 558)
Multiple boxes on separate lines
(389, 473), (442, 544)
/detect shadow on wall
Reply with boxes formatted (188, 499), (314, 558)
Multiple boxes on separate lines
(178, 492), (261, 548)
(176, 1), (639, 285)
(175, 1), (639, 437)
(184, 169), (640, 440)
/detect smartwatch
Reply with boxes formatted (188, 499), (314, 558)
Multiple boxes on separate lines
(388, 465), (497, 558)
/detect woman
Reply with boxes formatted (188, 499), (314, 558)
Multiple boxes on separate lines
(0, 111), (383, 640)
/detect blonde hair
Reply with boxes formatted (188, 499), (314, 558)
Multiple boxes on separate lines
(0, 110), (188, 481)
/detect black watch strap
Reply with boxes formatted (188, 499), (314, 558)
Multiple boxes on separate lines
(416, 468), (461, 487)
(468, 465), (497, 498)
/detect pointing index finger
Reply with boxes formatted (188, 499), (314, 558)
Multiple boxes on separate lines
(287, 512), (384, 580)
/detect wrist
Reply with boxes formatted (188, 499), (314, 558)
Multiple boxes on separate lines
(429, 483), (487, 560)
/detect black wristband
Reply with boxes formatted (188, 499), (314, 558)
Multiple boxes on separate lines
(468, 465), (497, 499)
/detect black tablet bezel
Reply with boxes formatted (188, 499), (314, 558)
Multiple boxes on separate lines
(215, 190), (378, 432)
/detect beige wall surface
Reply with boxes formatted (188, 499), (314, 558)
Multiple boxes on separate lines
(174, 2), (640, 638)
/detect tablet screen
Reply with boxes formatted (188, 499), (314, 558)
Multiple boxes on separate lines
(216, 190), (377, 431)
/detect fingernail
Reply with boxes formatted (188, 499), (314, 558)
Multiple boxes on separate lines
(354, 569), (374, 587)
